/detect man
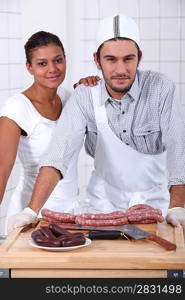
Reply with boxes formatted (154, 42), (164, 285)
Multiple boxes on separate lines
(10, 14), (185, 230)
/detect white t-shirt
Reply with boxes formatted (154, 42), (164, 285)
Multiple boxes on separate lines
(0, 86), (79, 221)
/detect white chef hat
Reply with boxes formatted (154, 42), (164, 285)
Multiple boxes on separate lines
(95, 14), (140, 51)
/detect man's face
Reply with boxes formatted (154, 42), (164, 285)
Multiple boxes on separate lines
(94, 40), (140, 99)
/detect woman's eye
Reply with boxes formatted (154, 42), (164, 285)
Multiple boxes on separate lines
(38, 62), (47, 66)
(55, 58), (63, 63)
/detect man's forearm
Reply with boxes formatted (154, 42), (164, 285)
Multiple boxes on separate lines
(169, 185), (185, 208)
(29, 166), (62, 213)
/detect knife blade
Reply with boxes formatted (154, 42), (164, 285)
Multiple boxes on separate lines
(121, 224), (176, 250)
(60, 223), (176, 251)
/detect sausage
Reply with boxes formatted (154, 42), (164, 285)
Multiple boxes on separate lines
(127, 204), (162, 215)
(127, 204), (155, 212)
(128, 213), (164, 223)
(126, 208), (162, 216)
(31, 229), (44, 240)
(56, 235), (74, 245)
(33, 235), (61, 247)
(125, 204), (164, 224)
(41, 208), (76, 223)
(75, 216), (128, 226)
(77, 211), (126, 220)
(62, 236), (86, 247)
(134, 219), (157, 224)
(49, 223), (71, 237)
(31, 224), (86, 248)
(70, 232), (85, 239)
(42, 216), (62, 224)
(55, 231), (86, 246)
(39, 226), (57, 240)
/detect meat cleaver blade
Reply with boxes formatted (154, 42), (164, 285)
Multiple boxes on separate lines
(122, 224), (176, 251)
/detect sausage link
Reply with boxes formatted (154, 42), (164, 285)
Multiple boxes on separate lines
(77, 211), (126, 220)
(39, 226), (57, 240)
(49, 223), (71, 237)
(33, 235), (61, 247)
(126, 208), (162, 216)
(128, 213), (164, 223)
(31, 229), (44, 240)
(126, 204), (162, 215)
(41, 208), (76, 223)
(42, 216), (62, 224)
(62, 236), (86, 247)
(75, 216), (128, 226)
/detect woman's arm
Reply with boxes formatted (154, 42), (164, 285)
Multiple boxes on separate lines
(0, 117), (21, 204)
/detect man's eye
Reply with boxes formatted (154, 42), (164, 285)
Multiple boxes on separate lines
(106, 57), (115, 61)
(125, 57), (134, 61)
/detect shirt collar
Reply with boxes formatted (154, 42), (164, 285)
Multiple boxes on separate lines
(99, 70), (140, 105)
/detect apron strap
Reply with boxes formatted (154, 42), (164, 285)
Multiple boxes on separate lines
(91, 85), (108, 125)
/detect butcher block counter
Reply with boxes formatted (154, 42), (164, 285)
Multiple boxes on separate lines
(0, 220), (185, 278)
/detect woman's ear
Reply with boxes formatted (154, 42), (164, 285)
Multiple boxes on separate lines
(26, 62), (33, 75)
(93, 52), (101, 70)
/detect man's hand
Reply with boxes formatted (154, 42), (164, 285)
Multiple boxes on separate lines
(166, 207), (185, 229)
(8, 207), (38, 232)
(73, 75), (100, 89)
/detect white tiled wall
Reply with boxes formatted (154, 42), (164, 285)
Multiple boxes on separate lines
(0, 0), (23, 234)
(0, 0), (184, 234)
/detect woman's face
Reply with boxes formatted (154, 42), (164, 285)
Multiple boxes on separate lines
(26, 43), (66, 89)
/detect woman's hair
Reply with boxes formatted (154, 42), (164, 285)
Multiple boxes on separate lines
(24, 31), (65, 63)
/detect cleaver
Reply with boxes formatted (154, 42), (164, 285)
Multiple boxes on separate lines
(60, 223), (176, 251)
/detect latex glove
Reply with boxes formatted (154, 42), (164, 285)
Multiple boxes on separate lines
(8, 207), (38, 232)
(166, 207), (185, 229)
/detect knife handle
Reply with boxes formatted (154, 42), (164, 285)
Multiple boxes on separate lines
(88, 231), (122, 239)
(145, 234), (176, 251)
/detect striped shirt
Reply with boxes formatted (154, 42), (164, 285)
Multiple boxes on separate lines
(41, 70), (185, 186)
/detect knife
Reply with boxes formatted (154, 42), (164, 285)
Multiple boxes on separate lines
(87, 231), (127, 240)
(20, 219), (40, 232)
(60, 223), (176, 251)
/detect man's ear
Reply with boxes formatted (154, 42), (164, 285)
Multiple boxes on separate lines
(93, 52), (101, 70)
(26, 62), (33, 75)
(138, 50), (142, 65)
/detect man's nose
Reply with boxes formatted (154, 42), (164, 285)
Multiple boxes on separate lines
(115, 60), (126, 73)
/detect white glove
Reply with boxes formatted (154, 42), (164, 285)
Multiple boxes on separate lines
(8, 207), (38, 232)
(166, 207), (185, 229)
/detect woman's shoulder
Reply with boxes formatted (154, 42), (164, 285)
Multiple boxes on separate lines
(1, 93), (30, 109)
(0, 93), (37, 135)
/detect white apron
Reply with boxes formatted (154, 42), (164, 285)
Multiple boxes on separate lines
(87, 84), (170, 216)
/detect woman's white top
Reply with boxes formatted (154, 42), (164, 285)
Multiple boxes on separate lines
(0, 86), (79, 222)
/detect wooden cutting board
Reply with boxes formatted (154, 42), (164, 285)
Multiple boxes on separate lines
(0, 220), (184, 278)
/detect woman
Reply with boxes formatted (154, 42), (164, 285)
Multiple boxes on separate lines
(0, 31), (99, 233)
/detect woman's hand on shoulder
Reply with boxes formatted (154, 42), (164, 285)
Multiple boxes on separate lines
(73, 75), (100, 89)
